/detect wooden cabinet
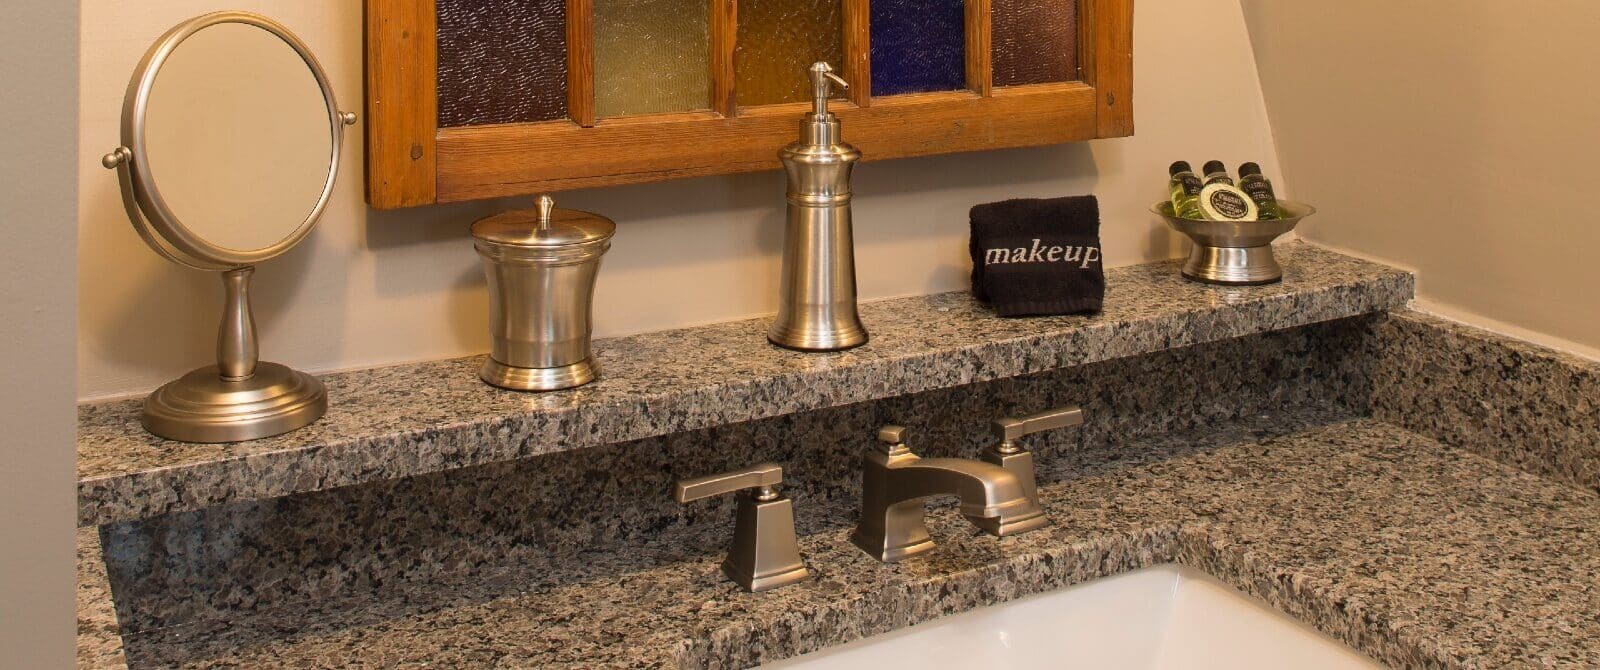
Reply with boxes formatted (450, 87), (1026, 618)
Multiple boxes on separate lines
(364, 0), (1132, 209)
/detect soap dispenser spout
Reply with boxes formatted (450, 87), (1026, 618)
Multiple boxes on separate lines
(809, 62), (849, 117)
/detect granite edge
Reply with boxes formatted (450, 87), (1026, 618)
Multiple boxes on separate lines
(77, 526), (128, 670)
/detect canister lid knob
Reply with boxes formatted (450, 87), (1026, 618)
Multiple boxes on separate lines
(537, 195), (555, 232)
(471, 194), (616, 248)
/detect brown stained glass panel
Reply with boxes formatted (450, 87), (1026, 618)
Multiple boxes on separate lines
(437, 0), (569, 127)
(992, 0), (1079, 87)
(735, 0), (844, 106)
(593, 0), (711, 117)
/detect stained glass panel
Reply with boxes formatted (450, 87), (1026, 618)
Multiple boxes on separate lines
(993, 0), (1079, 86)
(736, 0), (845, 106)
(593, 0), (711, 117)
(869, 0), (966, 96)
(436, 0), (569, 127)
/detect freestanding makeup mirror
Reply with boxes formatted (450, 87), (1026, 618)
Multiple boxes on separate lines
(101, 11), (356, 443)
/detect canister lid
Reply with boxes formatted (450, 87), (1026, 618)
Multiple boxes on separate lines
(471, 195), (616, 248)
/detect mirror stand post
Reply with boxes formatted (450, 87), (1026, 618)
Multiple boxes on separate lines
(140, 267), (328, 443)
(218, 267), (260, 381)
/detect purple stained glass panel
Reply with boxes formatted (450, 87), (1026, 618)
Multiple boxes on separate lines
(869, 0), (966, 96)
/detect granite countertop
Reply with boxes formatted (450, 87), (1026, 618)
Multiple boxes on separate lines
(96, 410), (1600, 669)
(77, 243), (1413, 527)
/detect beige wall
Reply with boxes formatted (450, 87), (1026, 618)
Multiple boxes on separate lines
(2, 0), (78, 666)
(79, 0), (1281, 400)
(1242, 1), (1600, 358)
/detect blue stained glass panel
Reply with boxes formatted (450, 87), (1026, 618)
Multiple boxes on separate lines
(870, 0), (966, 95)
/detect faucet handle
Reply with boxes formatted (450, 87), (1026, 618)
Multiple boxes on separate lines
(983, 406), (1083, 525)
(675, 462), (783, 503)
(991, 405), (1085, 454)
(875, 425), (915, 455)
(674, 463), (810, 592)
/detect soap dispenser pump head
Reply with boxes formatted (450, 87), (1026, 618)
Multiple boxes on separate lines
(809, 62), (849, 118)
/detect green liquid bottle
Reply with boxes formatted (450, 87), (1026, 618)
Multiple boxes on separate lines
(1202, 160), (1234, 186)
(1238, 162), (1284, 220)
(1167, 161), (1205, 219)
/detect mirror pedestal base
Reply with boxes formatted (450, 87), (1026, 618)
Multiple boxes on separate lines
(143, 362), (327, 443)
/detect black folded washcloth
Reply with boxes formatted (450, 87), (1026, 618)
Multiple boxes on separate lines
(969, 196), (1105, 317)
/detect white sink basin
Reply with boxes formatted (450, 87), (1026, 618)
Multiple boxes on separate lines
(766, 564), (1383, 669)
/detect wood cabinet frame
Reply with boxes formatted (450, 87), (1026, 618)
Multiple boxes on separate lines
(364, 0), (1133, 209)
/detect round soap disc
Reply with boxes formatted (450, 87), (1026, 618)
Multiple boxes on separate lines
(1199, 183), (1260, 221)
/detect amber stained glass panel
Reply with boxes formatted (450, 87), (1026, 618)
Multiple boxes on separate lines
(593, 0), (711, 117)
(735, 0), (844, 106)
(992, 0), (1079, 86)
(436, 0), (569, 127)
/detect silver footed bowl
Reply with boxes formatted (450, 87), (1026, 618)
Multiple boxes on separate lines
(1151, 200), (1317, 285)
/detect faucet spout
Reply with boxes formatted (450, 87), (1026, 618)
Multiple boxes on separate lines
(852, 427), (1049, 563)
(883, 458), (1039, 520)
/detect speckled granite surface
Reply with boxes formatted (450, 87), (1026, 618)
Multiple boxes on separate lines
(93, 413), (1599, 669)
(77, 527), (126, 670)
(1369, 310), (1600, 494)
(71, 244), (1600, 669)
(96, 319), (1379, 634)
(77, 242), (1413, 527)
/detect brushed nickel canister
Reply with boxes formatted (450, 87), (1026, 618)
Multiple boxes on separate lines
(472, 196), (615, 391)
(768, 62), (869, 351)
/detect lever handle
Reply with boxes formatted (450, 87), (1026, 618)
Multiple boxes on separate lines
(673, 462), (809, 592)
(675, 463), (783, 503)
(992, 406), (1085, 447)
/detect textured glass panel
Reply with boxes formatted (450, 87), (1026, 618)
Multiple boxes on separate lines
(593, 0), (710, 117)
(993, 0), (1079, 86)
(870, 0), (965, 96)
(437, 0), (569, 127)
(736, 0), (844, 106)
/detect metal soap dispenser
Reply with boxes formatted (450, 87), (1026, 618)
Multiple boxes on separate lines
(769, 62), (869, 352)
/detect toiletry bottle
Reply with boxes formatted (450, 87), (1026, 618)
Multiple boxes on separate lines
(1202, 160), (1234, 186)
(1167, 161), (1205, 219)
(1237, 162), (1284, 220)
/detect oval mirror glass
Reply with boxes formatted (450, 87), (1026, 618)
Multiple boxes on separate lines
(142, 22), (333, 253)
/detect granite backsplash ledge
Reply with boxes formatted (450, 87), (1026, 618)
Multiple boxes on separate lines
(1370, 310), (1600, 494)
(77, 242), (1413, 527)
(98, 317), (1380, 635)
(108, 415), (1600, 669)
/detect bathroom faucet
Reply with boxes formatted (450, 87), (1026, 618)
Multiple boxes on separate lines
(851, 426), (1048, 562)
